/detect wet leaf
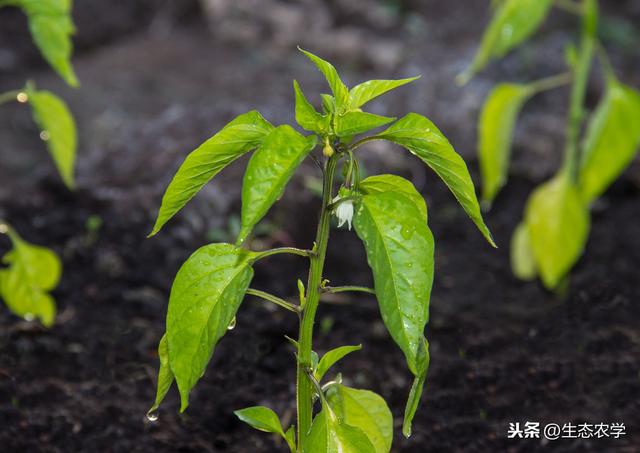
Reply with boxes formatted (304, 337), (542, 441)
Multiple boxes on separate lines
(166, 244), (256, 410)
(349, 77), (420, 109)
(27, 88), (77, 189)
(579, 79), (640, 202)
(305, 401), (376, 453)
(315, 344), (362, 382)
(149, 334), (174, 414)
(238, 126), (317, 244)
(294, 80), (330, 135)
(234, 406), (286, 437)
(335, 111), (395, 137)
(478, 83), (533, 205)
(299, 48), (350, 111)
(377, 113), (495, 246)
(150, 111), (273, 236)
(510, 222), (537, 281)
(402, 338), (429, 438)
(360, 174), (428, 221)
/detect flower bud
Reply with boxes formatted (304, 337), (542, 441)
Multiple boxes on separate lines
(323, 142), (334, 157)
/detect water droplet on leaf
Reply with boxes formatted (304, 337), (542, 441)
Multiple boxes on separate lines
(146, 408), (159, 422)
(227, 316), (237, 330)
(24, 313), (35, 322)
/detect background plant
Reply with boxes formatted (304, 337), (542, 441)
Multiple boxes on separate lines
(460, 0), (640, 291)
(0, 0), (78, 325)
(147, 48), (494, 451)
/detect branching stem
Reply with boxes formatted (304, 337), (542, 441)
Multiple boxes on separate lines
(0, 90), (20, 106)
(322, 285), (376, 295)
(245, 288), (301, 313)
(253, 247), (314, 261)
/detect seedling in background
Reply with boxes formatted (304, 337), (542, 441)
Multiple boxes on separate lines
(147, 48), (494, 451)
(460, 0), (640, 291)
(0, 0), (78, 325)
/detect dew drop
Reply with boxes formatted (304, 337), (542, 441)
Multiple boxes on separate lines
(24, 313), (35, 322)
(146, 408), (159, 422)
(16, 92), (28, 103)
(40, 130), (50, 141)
(227, 316), (237, 330)
(0, 224), (8, 234)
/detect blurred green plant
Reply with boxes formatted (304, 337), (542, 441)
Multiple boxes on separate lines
(146, 48), (494, 451)
(460, 0), (640, 292)
(0, 0), (78, 325)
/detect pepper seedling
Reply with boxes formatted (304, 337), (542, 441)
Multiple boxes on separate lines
(460, 0), (640, 291)
(147, 47), (494, 452)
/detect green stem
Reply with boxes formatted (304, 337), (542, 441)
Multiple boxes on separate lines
(562, 0), (597, 182)
(245, 288), (301, 313)
(348, 136), (382, 152)
(555, 0), (583, 15)
(322, 285), (376, 295)
(529, 72), (573, 94)
(296, 154), (338, 450)
(0, 90), (20, 106)
(253, 247), (314, 261)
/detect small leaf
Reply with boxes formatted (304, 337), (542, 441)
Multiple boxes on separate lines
(284, 426), (297, 453)
(457, 0), (553, 84)
(294, 80), (330, 134)
(325, 384), (393, 453)
(334, 111), (395, 138)
(298, 48), (350, 111)
(360, 174), (428, 221)
(579, 79), (640, 203)
(315, 345), (362, 382)
(305, 402), (376, 453)
(478, 83), (533, 204)
(0, 229), (61, 327)
(27, 88), (77, 189)
(525, 176), (590, 290)
(166, 244), (256, 410)
(510, 222), (537, 281)
(150, 111), (273, 236)
(377, 113), (495, 246)
(149, 334), (175, 414)
(238, 126), (317, 244)
(402, 338), (429, 438)
(234, 406), (285, 437)
(349, 77), (420, 108)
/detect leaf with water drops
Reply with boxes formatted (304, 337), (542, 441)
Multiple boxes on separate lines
(457, 0), (553, 84)
(26, 88), (77, 189)
(360, 174), (427, 221)
(353, 190), (434, 436)
(0, 227), (60, 327)
(334, 111), (395, 138)
(234, 405), (286, 435)
(238, 125), (317, 244)
(166, 243), (256, 411)
(376, 113), (495, 246)
(315, 344), (362, 382)
(150, 111), (274, 236)
(148, 333), (174, 421)
(349, 77), (420, 109)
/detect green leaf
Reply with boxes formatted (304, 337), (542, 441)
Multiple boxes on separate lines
(376, 113), (495, 246)
(294, 80), (330, 135)
(315, 345), (362, 382)
(12, 0), (78, 86)
(325, 384), (393, 453)
(150, 111), (273, 236)
(478, 83), (533, 205)
(510, 222), (537, 281)
(0, 229), (60, 327)
(349, 77), (420, 109)
(335, 111), (395, 138)
(298, 47), (350, 111)
(305, 402), (376, 453)
(234, 406), (286, 437)
(149, 334), (175, 414)
(26, 88), (77, 189)
(284, 426), (296, 453)
(166, 243), (256, 411)
(579, 79), (640, 203)
(353, 190), (434, 436)
(321, 94), (336, 115)
(525, 176), (590, 290)
(457, 0), (553, 84)
(402, 338), (429, 438)
(238, 126), (317, 244)
(360, 174), (428, 221)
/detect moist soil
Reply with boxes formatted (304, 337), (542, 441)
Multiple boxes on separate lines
(1, 1), (639, 452)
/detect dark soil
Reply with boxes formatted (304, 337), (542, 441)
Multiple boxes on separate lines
(1, 1), (639, 452)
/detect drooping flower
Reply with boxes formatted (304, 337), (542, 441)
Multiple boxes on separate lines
(333, 195), (354, 230)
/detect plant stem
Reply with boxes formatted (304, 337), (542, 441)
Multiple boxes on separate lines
(253, 247), (314, 261)
(562, 0), (597, 182)
(555, 0), (583, 15)
(296, 154), (338, 450)
(322, 285), (376, 295)
(245, 288), (301, 313)
(529, 72), (573, 94)
(0, 90), (20, 106)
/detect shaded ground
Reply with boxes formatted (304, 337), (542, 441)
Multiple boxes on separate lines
(1, 1), (639, 452)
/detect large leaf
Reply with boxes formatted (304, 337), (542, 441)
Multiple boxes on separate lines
(238, 126), (316, 244)
(579, 79), (640, 203)
(166, 243), (256, 410)
(26, 88), (77, 189)
(457, 0), (553, 84)
(305, 401), (376, 453)
(294, 80), (330, 135)
(349, 77), (420, 109)
(335, 111), (395, 138)
(150, 111), (273, 236)
(510, 222), (537, 281)
(360, 174), (428, 221)
(148, 334), (175, 415)
(315, 344), (362, 382)
(525, 176), (590, 290)
(478, 83), (533, 204)
(9, 0), (78, 86)
(376, 113), (495, 246)
(0, 229), (61, 327)
(298, 48), (350, 111)
(353, 190), (433, 436)
(325, 384), (393, 453)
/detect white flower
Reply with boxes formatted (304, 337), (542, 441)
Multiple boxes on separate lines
(333, 196), (354, 230)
